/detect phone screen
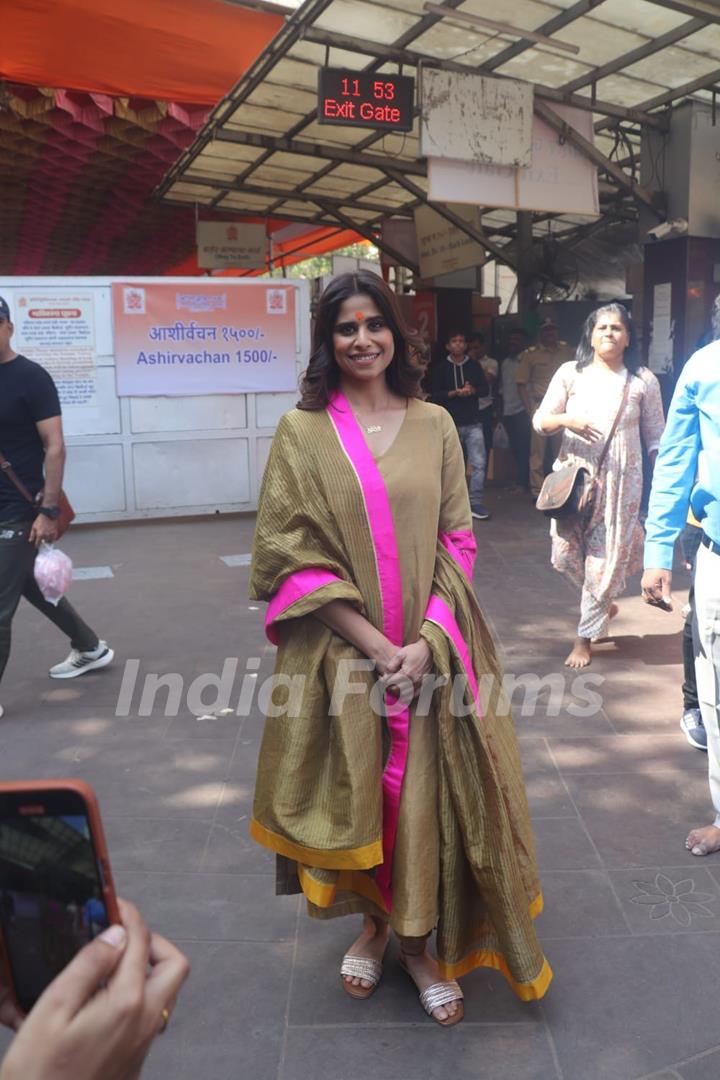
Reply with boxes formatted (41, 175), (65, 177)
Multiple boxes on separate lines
(0, 788), (110, 1013)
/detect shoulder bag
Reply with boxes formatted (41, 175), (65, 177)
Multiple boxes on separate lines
(535, 372), (631, 521)
(0, 449), (75, 537)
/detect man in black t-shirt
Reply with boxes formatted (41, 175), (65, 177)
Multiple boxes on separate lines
(431, 330), (491, 521)
(0, 297), (113, 718)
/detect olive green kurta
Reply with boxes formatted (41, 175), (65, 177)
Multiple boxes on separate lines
(250, 398), (551, 997)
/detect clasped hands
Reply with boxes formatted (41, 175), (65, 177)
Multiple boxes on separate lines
(376, 639), (433, 704)
(448, 383), (475, 399)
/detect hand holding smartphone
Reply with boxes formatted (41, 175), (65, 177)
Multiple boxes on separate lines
(646, 596), (673, 612)
(641, 568), (673, 613)
(0, 781), (189, 1080)
(0, 898), (189, 1080)
(0, 780), (119, 1016)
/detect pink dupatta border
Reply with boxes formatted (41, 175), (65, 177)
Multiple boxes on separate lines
(327, 390), (408, 911)
(439, 529), (477, 581)
(425, 594), (483, 719)
(264, 568), (343, 646)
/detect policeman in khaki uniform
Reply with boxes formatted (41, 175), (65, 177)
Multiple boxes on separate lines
(515, 319), (575, 498)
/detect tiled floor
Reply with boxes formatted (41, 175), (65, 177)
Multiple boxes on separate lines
(1, 493), (719, 1080)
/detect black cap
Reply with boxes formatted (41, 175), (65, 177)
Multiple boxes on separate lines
(0, 297), (10, 321)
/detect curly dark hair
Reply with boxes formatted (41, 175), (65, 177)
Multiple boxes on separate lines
(575, 302), (641, 375)
(298, 271), (425, 410)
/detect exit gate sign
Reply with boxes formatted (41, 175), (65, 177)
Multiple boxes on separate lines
(317, 68), (415, 132)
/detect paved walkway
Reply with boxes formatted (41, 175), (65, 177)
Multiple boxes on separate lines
(0, 493), (717, 1080)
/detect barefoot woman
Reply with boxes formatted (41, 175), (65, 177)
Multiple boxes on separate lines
(533, 304), (665, 669)
(250, 272), (550, 1025)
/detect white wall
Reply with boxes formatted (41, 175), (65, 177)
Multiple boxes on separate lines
(0, 277), (310, 523)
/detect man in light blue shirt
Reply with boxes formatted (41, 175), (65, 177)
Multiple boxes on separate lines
(642, 339), (720, 856)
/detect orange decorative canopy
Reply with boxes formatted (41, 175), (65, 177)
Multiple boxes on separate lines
(1, 0), (283, 104)
(0, 2), (364, 274)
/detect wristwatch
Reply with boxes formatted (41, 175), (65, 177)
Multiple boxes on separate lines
(38, 506), (60, 520)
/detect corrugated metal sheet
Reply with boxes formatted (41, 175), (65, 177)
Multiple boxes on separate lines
(158, 0), (720, 270)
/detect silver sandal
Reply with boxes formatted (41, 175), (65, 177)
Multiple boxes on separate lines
(399, 956), (464, 1027)
(340, 954), (383, 999)
(418, 980), (464, 1026)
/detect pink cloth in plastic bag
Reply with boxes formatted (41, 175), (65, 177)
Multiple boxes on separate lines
(34, 544), (73, 606)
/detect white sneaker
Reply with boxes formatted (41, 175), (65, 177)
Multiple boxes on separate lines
(49, 641), (114, 680)
(680, 707), (707, 751)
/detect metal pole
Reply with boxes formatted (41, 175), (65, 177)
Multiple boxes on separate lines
(516, 211), (535, 318)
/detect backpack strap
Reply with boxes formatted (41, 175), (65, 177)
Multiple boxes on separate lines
(0, 449), (36, 505)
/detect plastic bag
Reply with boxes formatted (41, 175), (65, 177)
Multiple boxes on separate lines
(493, 422), (509, 450)
(34, 543), (73, 606)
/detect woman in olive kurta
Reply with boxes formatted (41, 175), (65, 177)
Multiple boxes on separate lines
(250, 271), (551, 1025)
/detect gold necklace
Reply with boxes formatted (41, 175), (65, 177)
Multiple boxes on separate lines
(350, 400), (393, 434)
(353, 415), (383, 433)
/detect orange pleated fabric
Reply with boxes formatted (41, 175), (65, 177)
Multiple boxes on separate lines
(1, 0), (282, 104)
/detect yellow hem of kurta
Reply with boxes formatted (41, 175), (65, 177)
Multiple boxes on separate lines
(250, 818), (383, 870)
(529, 892), (544, 919)
(438, 953), (553, 1001)
(437, 892), (550, 1000)
(297, 865), (389, 913)
(296, 869), (550, 1000)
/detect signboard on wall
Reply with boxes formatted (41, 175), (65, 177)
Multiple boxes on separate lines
(317, 68), (414, 132)
(112, 282), (298, 396)
(428, 104), (599, 216)
(420, 70), (533, 166)
(196, 221), (267, 270)
(648, 281), (674, 374)
(12, 290), (98, 410)
(413, 204), (485, 279)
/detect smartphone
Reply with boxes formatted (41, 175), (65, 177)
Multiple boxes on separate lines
(646, 596), (673, 612)
(0, 779), (119, 1015)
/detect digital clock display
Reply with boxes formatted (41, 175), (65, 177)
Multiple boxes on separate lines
(317, 68), (415, 132)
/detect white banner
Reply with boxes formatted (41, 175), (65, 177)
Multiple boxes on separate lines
(196, 221), (267, 270)
(112, 281), (298, 396)
(13, 290), (98, 410)
(428, 104), (599, 217)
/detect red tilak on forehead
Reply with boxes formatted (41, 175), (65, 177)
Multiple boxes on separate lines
(354, 311), (366, 321)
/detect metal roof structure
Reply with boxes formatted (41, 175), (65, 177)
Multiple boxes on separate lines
(0, 85), (211, 275)
(157, 0), (720, 277)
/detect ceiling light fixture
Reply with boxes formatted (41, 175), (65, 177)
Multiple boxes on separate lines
(423, 3), (581, 56)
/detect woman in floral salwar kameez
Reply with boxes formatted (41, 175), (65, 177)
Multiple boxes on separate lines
(249, 272), (551, 1026)
(534, 304), (665, 669)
